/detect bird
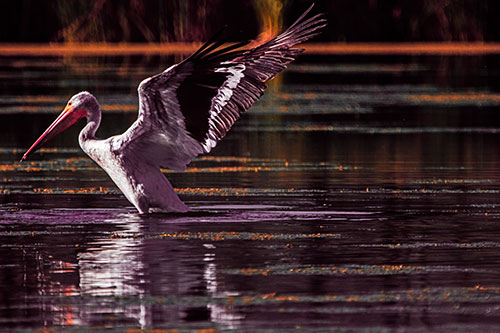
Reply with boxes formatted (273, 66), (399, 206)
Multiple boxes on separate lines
(21, 4), (326, 214)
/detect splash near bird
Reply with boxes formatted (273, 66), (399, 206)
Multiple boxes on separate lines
(21, 5), (326, 214)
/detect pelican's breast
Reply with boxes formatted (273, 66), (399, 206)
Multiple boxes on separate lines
(80, 138), (111, 169)
(81, 137), (150, 212)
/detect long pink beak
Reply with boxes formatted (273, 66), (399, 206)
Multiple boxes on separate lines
(21, 104), (87, 161)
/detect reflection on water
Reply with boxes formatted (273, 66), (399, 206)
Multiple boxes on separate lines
(0, 52), (500, 330)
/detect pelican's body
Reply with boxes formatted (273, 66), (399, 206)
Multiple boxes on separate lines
(82, 120), (190, 213)
(22, 5), (326, 214)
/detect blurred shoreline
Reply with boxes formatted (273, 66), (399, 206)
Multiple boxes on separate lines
(1, 42), (500, 55)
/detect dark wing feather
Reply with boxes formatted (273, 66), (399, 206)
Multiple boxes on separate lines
(114, 4), (326, 171)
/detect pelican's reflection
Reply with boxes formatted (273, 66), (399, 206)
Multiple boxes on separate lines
(77, 214), (149, 327)
(29, 212), (247, 328)
(202, 243), (244, 328)
(74, 214), (245, 328)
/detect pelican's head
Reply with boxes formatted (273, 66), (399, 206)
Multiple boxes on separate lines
(21, 91), (98, 161)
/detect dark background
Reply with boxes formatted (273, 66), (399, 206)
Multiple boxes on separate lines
(1, 0), (499, 43)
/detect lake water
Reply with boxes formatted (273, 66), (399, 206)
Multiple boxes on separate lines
(1, 51), (500, 331)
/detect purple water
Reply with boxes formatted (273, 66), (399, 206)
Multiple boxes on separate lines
(0, 54), (500, 330)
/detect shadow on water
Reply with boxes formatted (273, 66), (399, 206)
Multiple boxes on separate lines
(0, 52), (500, 330)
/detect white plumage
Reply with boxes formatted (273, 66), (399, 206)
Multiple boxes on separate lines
(22, 4), (326, 213)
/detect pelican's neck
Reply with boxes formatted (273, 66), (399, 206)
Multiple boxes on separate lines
(79, 99), (102, 146)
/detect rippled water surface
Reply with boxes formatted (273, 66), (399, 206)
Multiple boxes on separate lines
(1, 52), (500, 331)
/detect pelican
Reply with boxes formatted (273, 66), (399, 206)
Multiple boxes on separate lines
(21, 5), (326, 214)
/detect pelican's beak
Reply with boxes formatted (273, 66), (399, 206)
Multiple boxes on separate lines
(21, 103), (87, 161)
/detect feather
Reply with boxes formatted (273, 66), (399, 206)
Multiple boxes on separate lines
(114, 4), (326, 170)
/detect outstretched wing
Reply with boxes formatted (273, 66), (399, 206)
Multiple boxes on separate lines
(113, 4), (326, 171)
